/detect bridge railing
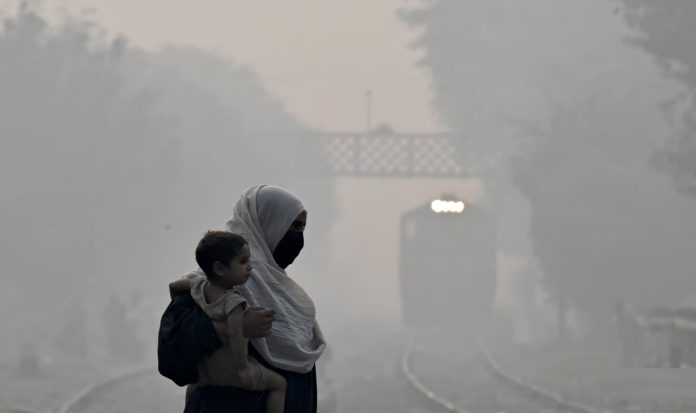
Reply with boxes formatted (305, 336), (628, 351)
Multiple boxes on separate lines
(253, 131), (469, 178)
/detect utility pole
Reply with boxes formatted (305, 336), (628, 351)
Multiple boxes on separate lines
(365, 89), (372, 134)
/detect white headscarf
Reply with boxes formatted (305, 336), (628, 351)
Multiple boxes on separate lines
(225, 184), (325, 373)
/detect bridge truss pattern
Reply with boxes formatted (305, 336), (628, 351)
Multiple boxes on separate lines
(264, 132), (468, 178)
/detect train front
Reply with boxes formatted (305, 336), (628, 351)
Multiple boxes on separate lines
(399, 195), (497, 337)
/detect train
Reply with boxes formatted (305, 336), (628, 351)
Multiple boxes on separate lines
(399, 195), (497, 334)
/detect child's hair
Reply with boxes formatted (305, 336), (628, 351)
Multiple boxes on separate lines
(195, 230), (248, 279)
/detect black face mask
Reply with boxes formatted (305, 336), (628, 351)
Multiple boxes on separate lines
(273, 231), (304, 269)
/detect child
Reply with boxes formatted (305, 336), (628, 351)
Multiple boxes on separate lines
(169, 230), (286, 413)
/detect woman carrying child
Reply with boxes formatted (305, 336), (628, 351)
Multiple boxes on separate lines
(174, 185), (326, 413)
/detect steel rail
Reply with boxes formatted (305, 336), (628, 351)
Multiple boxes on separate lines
(55, 366), (153, 413)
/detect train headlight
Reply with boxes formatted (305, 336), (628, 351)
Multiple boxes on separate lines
(430, 199), (466, 214)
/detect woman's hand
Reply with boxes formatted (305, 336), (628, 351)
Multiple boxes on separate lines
(242, 307), (276, 338)
(211, 307), (274, 340)
(238, 367), (256, 388)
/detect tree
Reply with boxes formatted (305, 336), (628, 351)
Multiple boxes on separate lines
(511, 92), (696, 329)
(618, 0), (696, 195)
(400, 0), (636, 175)
(0, 4), (334, 351)
(0, 4), (178, 293)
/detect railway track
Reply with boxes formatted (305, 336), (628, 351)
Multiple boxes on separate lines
(3, 333), (613, 413)
(0, 366), (183, 413)
(55, 366), (158, 413)
(402, 337), (608, 413)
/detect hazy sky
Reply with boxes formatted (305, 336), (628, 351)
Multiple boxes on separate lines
(19, 0), (442, 132)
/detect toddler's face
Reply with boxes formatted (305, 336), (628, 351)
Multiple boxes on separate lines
(218, 244), (252, 287)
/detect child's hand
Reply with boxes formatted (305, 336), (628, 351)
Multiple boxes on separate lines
(168, 278), (192, 299)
